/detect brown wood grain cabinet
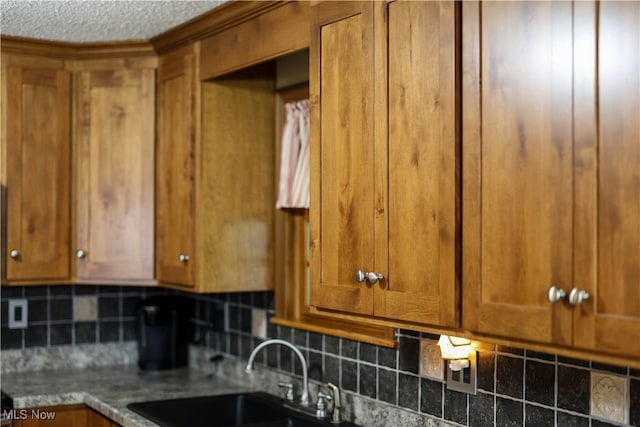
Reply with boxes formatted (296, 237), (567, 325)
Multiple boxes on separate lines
(74, 63), (155, 283)
(309, 1), (460, 328)
(2, 55), (72, 283)
(156, 43), (276, 293)
(462, 1), (640, 358)
(1, 49), (156, 286)
(13, 405), (119, 427)
(156, 44), (198, 288)
(199, 1), (310, 80)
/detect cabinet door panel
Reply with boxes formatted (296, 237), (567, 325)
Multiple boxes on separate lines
(463, 2), (573, 344)
(156, 48), (196, 287)
(76, 69), (155, 281)
(310, 1), (375, 315)
(6, 67), (71, 281)
(378, 0), (459, 327)
(574, 1), (640, 356)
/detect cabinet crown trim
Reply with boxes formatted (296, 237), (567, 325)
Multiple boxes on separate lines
(1, 35), (156, 58)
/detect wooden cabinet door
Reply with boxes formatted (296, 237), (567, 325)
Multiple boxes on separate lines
(375, 0), (459, 327)
(462, 1), (574, 345)
(6, 67), (71, 281)
(75, 68), (155, 282)
(156, 45), (197, 287)
(309, 1), (376, 315)
(573, 1), (640, 357)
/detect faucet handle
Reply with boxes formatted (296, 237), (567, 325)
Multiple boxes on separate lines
(327, 382), (341, 423)
(316, 391), (332, 419)
(278, 382), (295, 402)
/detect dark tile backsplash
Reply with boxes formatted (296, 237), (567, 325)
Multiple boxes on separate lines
(0, 285), (155, 349)
(1, 285), (639, 427)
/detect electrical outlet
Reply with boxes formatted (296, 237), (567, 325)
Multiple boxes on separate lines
(9, 299), (28, 329)
(445, 351), (477, 395)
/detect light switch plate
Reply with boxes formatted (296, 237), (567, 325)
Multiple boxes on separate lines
(9, 299), (28, 329)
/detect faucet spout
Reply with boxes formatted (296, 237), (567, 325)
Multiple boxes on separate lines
(245, 339), (310, 406)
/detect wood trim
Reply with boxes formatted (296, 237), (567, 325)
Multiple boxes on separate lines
(151, 1), (287, 54)
(1, 280), (73, 286)
(1, 35), (155, 59)
(199, 2), (309, 80)
(75, 279), (157, 286)
(271, 316), (397, 349)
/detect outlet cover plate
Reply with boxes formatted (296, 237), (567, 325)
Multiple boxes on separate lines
(445, 351), (477, 395)
(9, 299), (28, 329)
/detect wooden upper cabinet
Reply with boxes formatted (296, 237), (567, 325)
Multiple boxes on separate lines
(74, 66), (155, 283)
(462, 1), (575, 345)
(379, 0), (459, 326)
(463, 1), (640, 357)
(5, 65), (71, 282)
(310, 1), (376, 316)
(310, 1), (459, 327)
(572, 1), (640, 357)
(157, 42), (276, 293)
(156, 44), (198, 287)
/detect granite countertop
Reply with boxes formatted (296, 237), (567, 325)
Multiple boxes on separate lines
(1, 365), (252, 427)
(1, 346), (454, 427)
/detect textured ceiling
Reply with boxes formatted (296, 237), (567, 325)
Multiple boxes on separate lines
(0, 0), (228, 43)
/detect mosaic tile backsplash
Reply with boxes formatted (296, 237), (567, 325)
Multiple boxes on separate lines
(1, 285), (639, 427)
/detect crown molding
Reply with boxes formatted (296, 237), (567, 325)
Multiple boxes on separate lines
(1, 35), (156, 59)
(2, 1), (292, 58)
(151, 1), (286, 54)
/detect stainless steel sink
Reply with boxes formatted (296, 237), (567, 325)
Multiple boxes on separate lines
(127, 392), (358, 427)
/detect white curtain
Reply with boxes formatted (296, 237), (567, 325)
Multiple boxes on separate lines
(276, 99), (310, 209)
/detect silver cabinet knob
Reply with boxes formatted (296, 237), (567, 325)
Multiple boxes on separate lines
(569, 288), (590, 306)
(366, 272), (384, 284)
(547, 286), (566, 303)
(76, 249), (87, 259)
(178, 253), (190, 264)
(355, 270), (383, 284)
(9, 249), (20, 260)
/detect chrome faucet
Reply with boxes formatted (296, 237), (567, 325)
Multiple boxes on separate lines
(245, 339), (310, 406)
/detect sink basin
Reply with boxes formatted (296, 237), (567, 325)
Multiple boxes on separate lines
(127, 392), (358, 427)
